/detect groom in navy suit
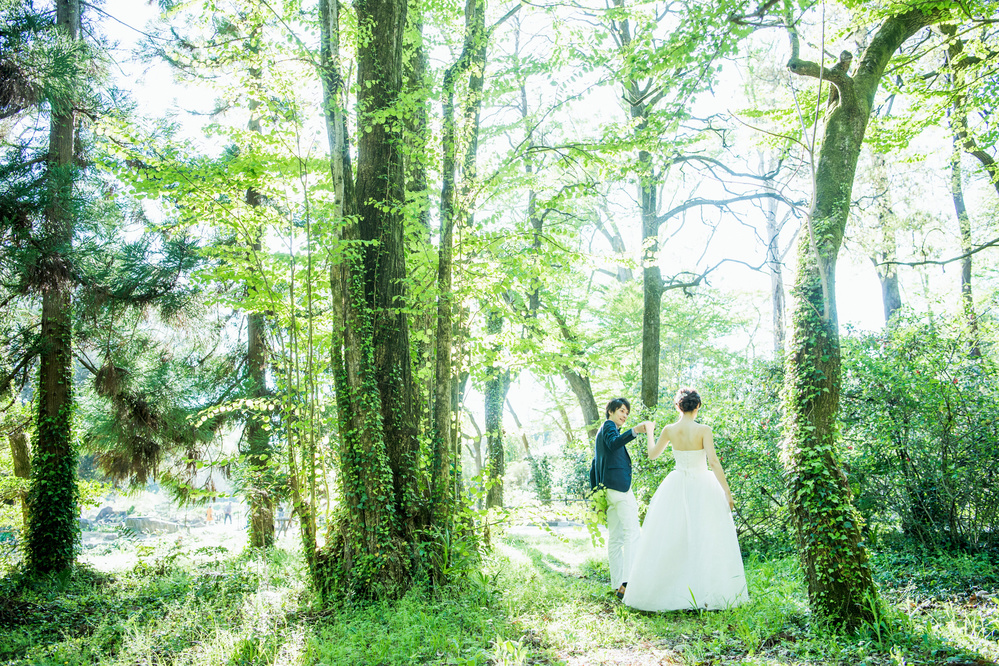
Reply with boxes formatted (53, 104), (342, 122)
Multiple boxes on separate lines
(590, 397), (652, 599)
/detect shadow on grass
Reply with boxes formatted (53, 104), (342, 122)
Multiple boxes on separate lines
(497, 532), (999, 666)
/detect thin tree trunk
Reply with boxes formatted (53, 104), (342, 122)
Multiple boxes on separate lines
(639, 145), (662, 409)
(869, 152), (902, 324)
(761, 158), (787, 355)
(595, 204), (633, 283)
(782, 7), (941, 624)
(9, 424), (30, 527)
(484, 308), (509, 509)
(27, 0), (81, 575)
(244, 94), (275, 549)
(505, 398), (533, 459)
(949, 138), (980, 355)
(404, 2), (435, 442)
(944, 28), (999, 200)
(434, 0), (486, 516)
(546, 307), (601, 439)
(943, 31), (981, 356)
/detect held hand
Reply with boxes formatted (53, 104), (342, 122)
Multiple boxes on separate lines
(634, 420), (654, 435)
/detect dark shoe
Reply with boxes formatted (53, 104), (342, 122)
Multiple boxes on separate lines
(615, 582), (627, 600)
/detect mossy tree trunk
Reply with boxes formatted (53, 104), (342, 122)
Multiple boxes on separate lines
(26, 0), (81, 576)
(782, 7), (942, 625)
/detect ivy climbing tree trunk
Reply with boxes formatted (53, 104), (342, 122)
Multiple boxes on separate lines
(320, 0), (418, 596)
(781, 6), (942, 625)
(26, 0), (81, 575)
(433, 0), (486, 518)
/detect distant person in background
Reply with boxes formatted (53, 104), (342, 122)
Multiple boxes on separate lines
(206, 505), (214, 525)
(223, 502), (232, 524)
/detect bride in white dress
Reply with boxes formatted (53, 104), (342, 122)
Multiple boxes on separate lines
(623, 388), (749, 611)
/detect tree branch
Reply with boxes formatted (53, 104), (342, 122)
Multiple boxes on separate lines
(654, 192), (802, 226)
(878, 235), (999, 267)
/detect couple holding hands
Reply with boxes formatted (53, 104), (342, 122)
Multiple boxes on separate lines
(589, 388), (749, 612)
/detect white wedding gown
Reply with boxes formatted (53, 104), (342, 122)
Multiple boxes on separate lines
(623, 448), (749, 611)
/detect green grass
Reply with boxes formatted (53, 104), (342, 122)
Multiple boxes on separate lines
(0, 529), (996, 665)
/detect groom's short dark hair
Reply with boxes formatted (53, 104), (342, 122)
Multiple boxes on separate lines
(605, 397), (630, 418)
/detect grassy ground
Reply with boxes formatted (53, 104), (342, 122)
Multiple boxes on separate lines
(1, 527), (997, 665)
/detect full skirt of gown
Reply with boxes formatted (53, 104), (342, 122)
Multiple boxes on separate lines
(623, 449), (749, 611)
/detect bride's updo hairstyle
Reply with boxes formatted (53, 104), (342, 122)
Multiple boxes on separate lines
(674, 388), (701, 413)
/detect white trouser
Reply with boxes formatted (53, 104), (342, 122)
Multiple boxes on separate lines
(606, 487), (640, 589)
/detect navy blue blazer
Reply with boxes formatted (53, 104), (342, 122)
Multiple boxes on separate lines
(589, 419), (637, 493)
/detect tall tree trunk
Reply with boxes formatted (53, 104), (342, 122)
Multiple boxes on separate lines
(434, 0), (486, 517)
(868, 152), (903, 324)
(761, 158), (787, 355)
(782, 7), (940, 625)
(943, 30), (981, 356)
(244, 93), (276, 549)
(320, 0), (414, 595)
(949, 138), (980, 355)
(638, 143), (662, 409)
(26, 0), (81, 575)
(612, 1), (662, 409)
(484, 308), (509, 508)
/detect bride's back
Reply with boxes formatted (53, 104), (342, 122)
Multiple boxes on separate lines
(664, 418), (708, 451)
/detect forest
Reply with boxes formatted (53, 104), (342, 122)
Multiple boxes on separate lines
(1, 0), (998, 663)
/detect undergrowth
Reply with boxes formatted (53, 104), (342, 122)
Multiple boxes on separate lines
(0, 530), (996, 665)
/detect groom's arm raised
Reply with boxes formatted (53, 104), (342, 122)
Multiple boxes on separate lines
(603, 421), (636, 451)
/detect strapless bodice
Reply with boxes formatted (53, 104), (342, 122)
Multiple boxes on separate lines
(672, 448), (707, 471)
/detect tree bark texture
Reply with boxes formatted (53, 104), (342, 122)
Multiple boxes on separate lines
(484, 308), (509, 508)
(782, 7), (940, 625)
(608, 0), (662, 410)
(762, 166), (787, 356)
(638, 153), (662, 410)
(26, 0), (81, 575)
(562, 369), (601, 439)
(355, 0), (419, 532)
(9, 425), (31, 527)
(868, 152), (902, 324)
(321, 0), (415, 595)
